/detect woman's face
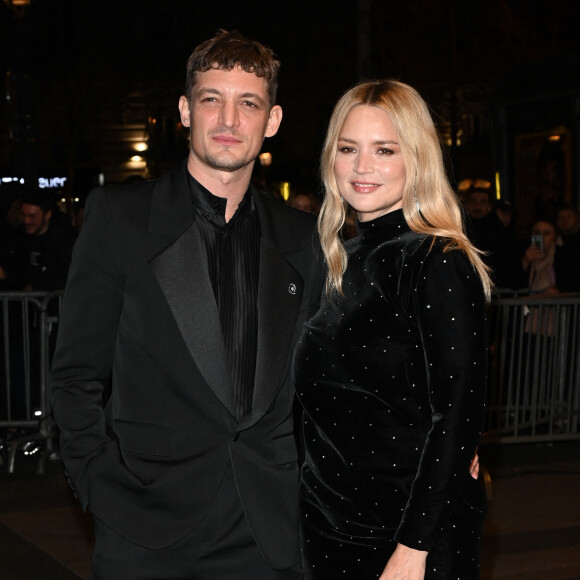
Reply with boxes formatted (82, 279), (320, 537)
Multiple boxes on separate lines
(333, 105), (406, 222)
(532, 221), (556, 251)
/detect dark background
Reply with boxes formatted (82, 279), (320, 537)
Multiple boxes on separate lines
(1, 0), (579, 218)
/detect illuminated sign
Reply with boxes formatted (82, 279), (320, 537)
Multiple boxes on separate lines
(39, 177), (67, 189)
(0, 176), (67, 189)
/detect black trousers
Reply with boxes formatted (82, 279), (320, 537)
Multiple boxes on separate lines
(91, 465), (302, 580)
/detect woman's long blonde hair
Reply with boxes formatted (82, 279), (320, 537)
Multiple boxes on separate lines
(318, 79), (492, 299)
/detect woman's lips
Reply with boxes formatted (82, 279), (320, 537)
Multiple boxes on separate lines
(350, 181), (380, 193)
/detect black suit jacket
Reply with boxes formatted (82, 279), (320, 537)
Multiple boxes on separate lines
(50, 162), (324, 569)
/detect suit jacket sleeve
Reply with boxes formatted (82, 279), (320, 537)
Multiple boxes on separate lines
(50, 187), (124, 509)
(394, 245), (488, 550)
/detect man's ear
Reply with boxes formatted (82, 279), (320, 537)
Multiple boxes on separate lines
(45, 210), (52, 222)
(178, 95), (191, 128)
(265, 105), (283, 138)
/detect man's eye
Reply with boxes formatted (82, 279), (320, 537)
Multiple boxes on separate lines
(242, 101), (258, 108)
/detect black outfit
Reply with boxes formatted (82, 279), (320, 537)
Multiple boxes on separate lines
(294, 210), (487, 579)
(557, 233), (580, 291)
(0, 222), (74, 290)
(559, 230), (580, 252)
(188, 175), (261, 419)
(50, 162), (324, 578)
(466, 210), (521, 292)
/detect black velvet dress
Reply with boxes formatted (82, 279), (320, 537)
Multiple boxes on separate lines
(294, 210), (487, 579)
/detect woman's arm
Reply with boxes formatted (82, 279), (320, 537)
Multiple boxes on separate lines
(394, 245), (488, 551)
(379, 543), (428, 580)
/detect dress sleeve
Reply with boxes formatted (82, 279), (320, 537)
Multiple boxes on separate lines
(394, 245), (488, 551)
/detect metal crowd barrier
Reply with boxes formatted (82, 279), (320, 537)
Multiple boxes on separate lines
(485, 294), (580, 443)
(0, 290), (63, 473)
(2, 290), (579, 473)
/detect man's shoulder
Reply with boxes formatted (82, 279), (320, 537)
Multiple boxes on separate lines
(561, 231), (580, 249)
(41, 222), (75, 245)
(77, 183), (153, 242)
(252, 189), (318, 236)
(88, 164), (187, 215)
(472, 212), (517, 246)
(275, 199), (317, 228)
(88, 177), (156, 206)
(84, 174), (167, 226)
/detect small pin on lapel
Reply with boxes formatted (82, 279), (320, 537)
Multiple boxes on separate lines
(288, 283), (297, 295)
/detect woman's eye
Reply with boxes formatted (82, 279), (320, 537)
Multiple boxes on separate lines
(378, 148), (395, 155)
(338, 146), (355, 153)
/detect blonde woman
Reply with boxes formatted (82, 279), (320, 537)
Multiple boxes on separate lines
(294, 80), (492, 579)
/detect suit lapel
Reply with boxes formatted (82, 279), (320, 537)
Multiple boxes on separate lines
(240, 192), (305, 428)
(145, 171), (309, 424)
(146, 164), (236, 417)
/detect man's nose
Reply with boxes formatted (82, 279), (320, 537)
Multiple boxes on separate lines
(220, 101), (239, 128)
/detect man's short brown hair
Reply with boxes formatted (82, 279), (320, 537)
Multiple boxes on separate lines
(185, 29), (280, 107)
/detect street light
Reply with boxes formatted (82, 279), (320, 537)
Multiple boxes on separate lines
(259, 152), (272, 167)
(3, 0), (32, 18)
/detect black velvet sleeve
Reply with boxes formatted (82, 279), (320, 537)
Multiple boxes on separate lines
(394, 245), (488, 551)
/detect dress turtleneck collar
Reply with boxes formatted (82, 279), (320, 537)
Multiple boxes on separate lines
(356, 209), (410, 242)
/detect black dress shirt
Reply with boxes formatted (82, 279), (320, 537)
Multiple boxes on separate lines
(187, 172), (260, 419)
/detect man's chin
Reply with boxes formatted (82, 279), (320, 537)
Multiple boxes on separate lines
(204, 153), (255, 173)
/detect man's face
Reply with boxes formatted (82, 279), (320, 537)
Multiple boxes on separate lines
(557, 209), (578, 235)
(466, 192), (492, 219)
(290, 194), (316, 214)
(178, 66), (282, 177)
(21, 203), (51, 235)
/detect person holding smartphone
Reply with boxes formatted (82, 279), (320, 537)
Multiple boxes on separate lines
(521, 219), (580, 294)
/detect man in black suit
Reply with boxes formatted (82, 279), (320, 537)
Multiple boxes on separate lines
(0, 189), (74, 291)
(50, 30), (323, 579)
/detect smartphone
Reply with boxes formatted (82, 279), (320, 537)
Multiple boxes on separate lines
(531, 234), (544, 252)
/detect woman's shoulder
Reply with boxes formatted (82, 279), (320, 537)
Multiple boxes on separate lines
(403, 236), (475, 281)
(408, 234), (466, 256)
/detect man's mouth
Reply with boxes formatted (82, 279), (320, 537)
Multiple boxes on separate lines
(212, 133), (242, 146)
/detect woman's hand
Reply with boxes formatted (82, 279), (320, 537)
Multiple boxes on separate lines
(379, 543), (427, 580)
(542, 285), (560, 296)
(522, 244), (543, 270)
(470, 448), (479, 479)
